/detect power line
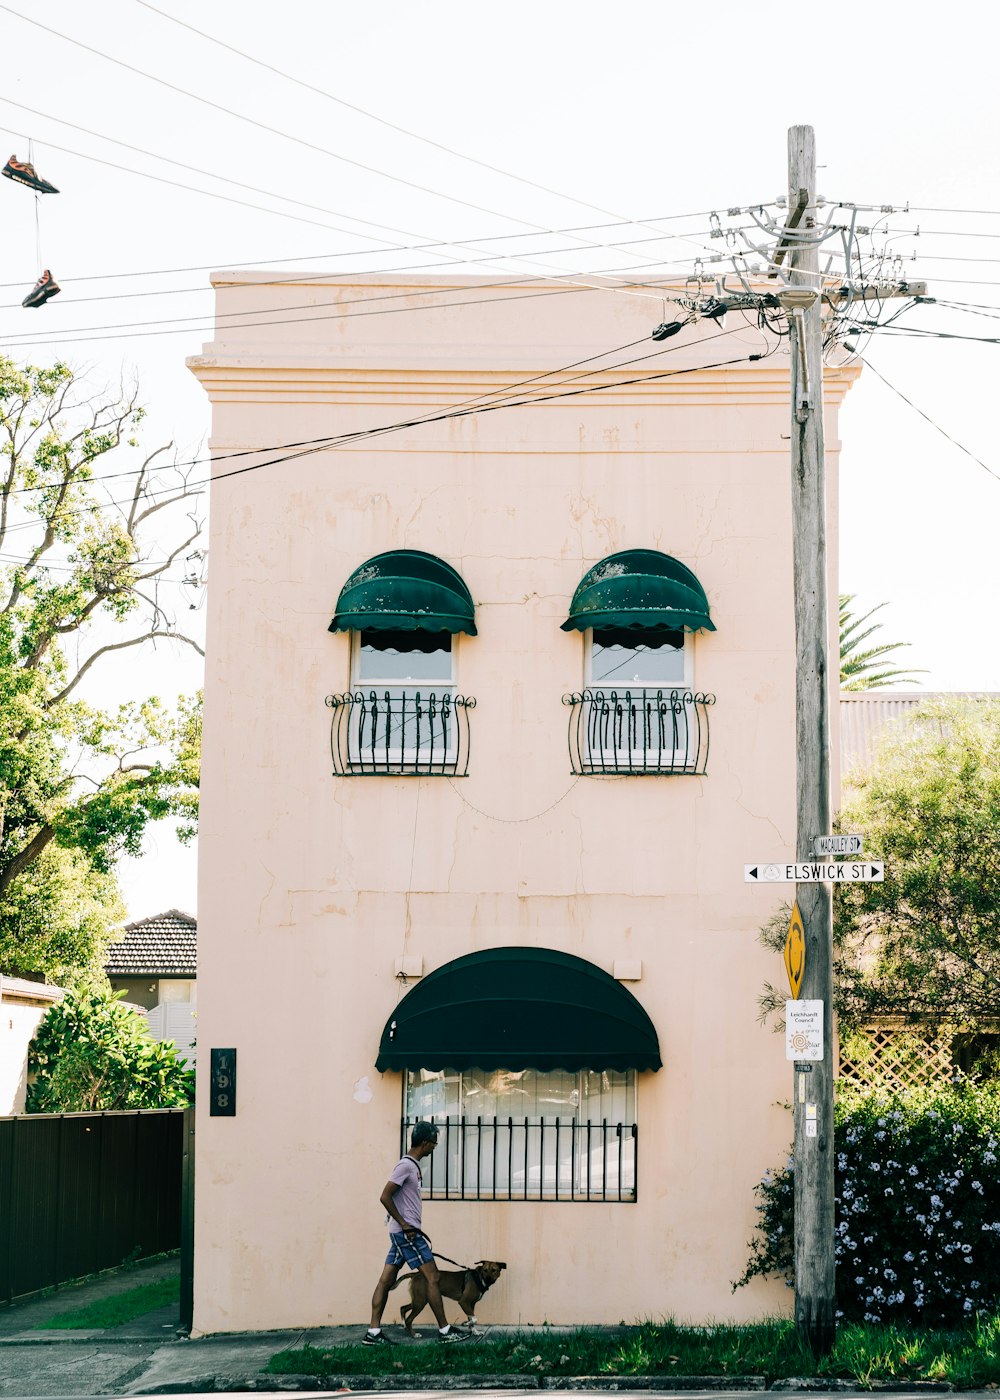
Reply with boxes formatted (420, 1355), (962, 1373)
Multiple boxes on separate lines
(0, 225), (739, 310)
(0, 208), (731, 291)
(860, 357), (1000, 485)
(0, 99), (724, 302)
(0, 2), (721, 288)
(2, 256), (738, 352)
(131, 0), (648, 228)
(0, 4), (547, 236)
(1, 323), (772, 530)
(0, 96), (440, 241)
(2, 331), (658, 496)
(0, 247), (729, 342)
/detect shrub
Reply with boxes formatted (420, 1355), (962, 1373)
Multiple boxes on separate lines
(26, 984), (194, 1113)
(737, 1082), (1000, 1324)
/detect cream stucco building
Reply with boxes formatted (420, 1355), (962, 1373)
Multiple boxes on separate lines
(188, 275), (855, 1335)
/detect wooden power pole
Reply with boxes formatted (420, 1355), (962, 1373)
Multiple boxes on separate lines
(786, 123), (836, 1357)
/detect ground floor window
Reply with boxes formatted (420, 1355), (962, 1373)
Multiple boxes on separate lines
(403, 1068), (637, 1202)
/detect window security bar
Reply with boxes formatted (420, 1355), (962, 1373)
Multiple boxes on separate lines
(400, 1116), (638, 1203)
(326, 691), (475, 776)
(562, 688), (715, 775)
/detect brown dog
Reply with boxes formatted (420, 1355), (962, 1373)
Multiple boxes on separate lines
(392, 1259), (506, 1333)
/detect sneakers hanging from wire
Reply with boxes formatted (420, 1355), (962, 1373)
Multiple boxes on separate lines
(22, 269), (61, 308)
(3, 154), (59, 194)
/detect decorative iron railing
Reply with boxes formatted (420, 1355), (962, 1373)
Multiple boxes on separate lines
(563, 688), (715, 775)
(326, 690), (475, 776)
(400, 1116), (637, 1202)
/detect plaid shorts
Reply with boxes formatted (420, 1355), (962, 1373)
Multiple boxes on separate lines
(385, 1231), (433, 1269)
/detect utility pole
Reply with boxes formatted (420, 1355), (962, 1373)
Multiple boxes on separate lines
(786, 123), (836, 1358)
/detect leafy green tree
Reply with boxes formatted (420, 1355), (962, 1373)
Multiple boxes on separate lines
(755, 699), (1000, 1033)
(835, 697), (1000, 1026)
(840, 594), (925, 690)
(26, 984), (194, 1112)
(0, 356), (203, 983)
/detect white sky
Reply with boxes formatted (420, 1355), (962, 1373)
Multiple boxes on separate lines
(2, 0), (997, 921)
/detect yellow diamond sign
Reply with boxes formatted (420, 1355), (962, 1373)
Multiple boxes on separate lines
(784, 901), (805, 998)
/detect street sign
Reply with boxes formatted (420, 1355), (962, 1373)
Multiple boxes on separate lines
(783, 901), (805, 998)
(745, 861), (884, 882)
(812, 833), (863, 857)
(786, 999), (823, 1061)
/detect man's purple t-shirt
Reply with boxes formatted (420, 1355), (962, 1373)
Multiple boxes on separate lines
(387, 1154), (423, 1235)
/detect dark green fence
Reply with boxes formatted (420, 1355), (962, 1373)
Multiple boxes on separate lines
(0, 1109), (185, 1305)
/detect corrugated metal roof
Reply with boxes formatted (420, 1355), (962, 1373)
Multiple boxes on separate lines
(840, 692), (993, 775)
(105, 909), (197, 977)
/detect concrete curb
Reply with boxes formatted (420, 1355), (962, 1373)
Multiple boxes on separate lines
(231, 1379), (769, 1394)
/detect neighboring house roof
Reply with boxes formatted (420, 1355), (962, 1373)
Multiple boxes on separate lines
(105, 909), (197, 977)
(840, 691), (994, 774)
(0, 974), (65, 1006)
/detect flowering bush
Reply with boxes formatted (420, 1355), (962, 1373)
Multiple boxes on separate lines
(736, 1082), (1000, 1324)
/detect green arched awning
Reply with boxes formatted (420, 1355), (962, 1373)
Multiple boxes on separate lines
(376, 946), (662, 1074)
(561, 549), (715, 635)
(329, 549), (476, 636)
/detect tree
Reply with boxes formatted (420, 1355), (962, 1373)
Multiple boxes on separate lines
(26, 984), (194, 1112)
(755, 699), (1000, 1034)
(0, 356), (203, 983)
(834, 697), (1000, 1026)
(839, 593), (925, 690)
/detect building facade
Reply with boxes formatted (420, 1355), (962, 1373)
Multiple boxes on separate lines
(188, 274), (855, 1334)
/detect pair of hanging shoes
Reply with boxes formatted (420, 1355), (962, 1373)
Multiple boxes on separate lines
(3, 154), (59, 194)
(4, 155), (62, 306)
(22, 269), (61, 308)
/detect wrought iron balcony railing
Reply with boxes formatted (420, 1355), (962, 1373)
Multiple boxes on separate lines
(563, 687), (715, 775)
(400, 1116), (637, 1202)
(326, 689), (475, 776)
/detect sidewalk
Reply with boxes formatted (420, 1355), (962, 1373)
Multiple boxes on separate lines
(0, 1261), (965, 1399)
(0, 1261), (621, 1397)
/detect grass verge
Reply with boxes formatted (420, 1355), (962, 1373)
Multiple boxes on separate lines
(36, 1276), (180, 1330)
(267, 1315), (1000, 1387)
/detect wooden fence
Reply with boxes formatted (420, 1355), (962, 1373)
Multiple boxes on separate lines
(0, 1108), (186, 1306)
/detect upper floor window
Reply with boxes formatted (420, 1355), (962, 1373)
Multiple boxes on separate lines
(562, 549), (715, 775)
(588, 625), (690, 690)
(326, 550), (475, 776)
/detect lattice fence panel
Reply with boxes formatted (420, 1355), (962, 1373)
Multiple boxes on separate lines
(837, 1025), (956, 1093)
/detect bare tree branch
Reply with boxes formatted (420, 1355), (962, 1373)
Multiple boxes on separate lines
(44, 629), (205, 709)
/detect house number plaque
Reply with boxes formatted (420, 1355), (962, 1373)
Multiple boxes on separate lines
(210, 1048), (237, 1117)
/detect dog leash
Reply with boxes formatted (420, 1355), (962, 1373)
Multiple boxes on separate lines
(401, 1231), (474, 1273)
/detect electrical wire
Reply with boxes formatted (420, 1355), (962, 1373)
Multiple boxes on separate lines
(126, 0), (734, 272)
(3, 331), (658, 496)
(132, 0), (654, 229)
(3, 250), (758, 352)
(0, 4), (723, 288)
(0, 100), (728, 303)
(0, 248), (735, 344)
(860, 357), (1000, 485)
(1, 322), (773, 533)
(0, 208), (734, 292)
(0, 226), (744, 311)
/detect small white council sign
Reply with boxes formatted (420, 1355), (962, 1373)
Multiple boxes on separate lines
(812, 833), (863, 856)
(786, 999), (823, 1061)
(744, 862), (884, 883)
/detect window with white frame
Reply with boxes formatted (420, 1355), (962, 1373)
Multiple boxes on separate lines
(403, 1067), (638, 1202)
(587, 626), (690, 692)
(350, 629), (456, 762)
(582, 626), (697, 771)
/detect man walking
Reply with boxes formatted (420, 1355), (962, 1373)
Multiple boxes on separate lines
(364, 1120), (468, 1345)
